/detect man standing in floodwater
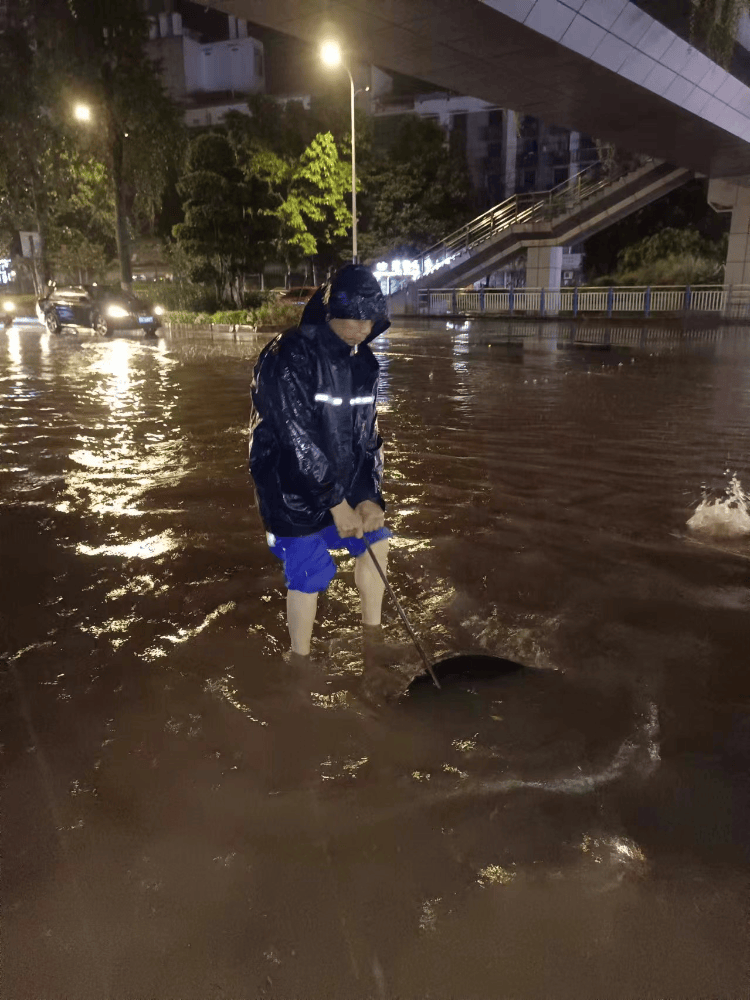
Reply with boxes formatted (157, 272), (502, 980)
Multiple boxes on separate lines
(249, 264), (400, 680)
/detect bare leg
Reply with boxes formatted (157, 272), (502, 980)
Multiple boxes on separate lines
(354, 538), (389, 626)
(287, 589), (318, 655)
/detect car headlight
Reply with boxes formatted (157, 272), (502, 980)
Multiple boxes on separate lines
(3, 301), (15, 312)
(107, 305), (129, 319)
(153, 305), (164, 316)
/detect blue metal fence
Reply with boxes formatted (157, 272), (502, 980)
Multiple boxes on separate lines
(415, 285), (750, 318)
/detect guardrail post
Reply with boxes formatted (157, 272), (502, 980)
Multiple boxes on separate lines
(452, 290), (457, 314)
(509, 288), (515, 316)
(644, 286), (651, 318)
(480, 288), (485, 312)
(540, 287), (545, 317)
(607, 286), (614, 318)
(573, 287), (579, 317)
(684, 285), (692, 312)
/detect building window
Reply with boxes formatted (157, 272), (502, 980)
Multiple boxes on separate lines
(452, 112), (467, 132)
(553, 167), (569, 185)
(488, 109), (503, 126)
(523, 170), (536, 189)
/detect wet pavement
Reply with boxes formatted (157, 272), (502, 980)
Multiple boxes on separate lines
(2, 320), (750, 999)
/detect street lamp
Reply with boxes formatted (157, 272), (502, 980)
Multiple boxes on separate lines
(74, 103), (92, 123)
(320, 40), (368, 264)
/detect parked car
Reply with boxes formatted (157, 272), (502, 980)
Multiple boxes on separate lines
(36, 285), (164, 337)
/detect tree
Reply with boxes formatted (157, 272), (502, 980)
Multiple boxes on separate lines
(617, 227), (723, 272)
(173, 132), (267, 307)
(62, 0), (183, 288)
(0, 1), (72, 292)
(226, 100), (357, 281)
(247, 131), (351, 285)
(592, 226), (725, 285)
(0, 0), (182, 291)
(690, 0), (750, 66)
(357, 115), (473, 261)
(584, 179), (730, 279)
(45, 149), (116, 282)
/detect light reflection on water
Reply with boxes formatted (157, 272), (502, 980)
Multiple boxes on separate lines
(3, 322), (750, 998)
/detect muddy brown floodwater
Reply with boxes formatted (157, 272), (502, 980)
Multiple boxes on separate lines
(3, 320), (750, 1000)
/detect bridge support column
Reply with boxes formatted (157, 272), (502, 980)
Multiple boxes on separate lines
(708, 179), (750, 295)
(526, 246), (562, 314)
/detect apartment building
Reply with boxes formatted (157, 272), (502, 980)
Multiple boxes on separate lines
(147, 8), (265, 127)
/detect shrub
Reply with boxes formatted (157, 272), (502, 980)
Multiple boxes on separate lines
(593, 253), (723, 287)
(165, 299), (304, 329)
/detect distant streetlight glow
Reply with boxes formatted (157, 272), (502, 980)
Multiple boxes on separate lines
(74, 103), (92, 123)
(320, 40), (342, 67)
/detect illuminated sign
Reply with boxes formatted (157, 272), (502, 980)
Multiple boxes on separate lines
(0, 258), (15, 285)
(375, 253), (460, 280)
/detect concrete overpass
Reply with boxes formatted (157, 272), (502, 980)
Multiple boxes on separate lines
(208, 0), (750, 282)
(208, 0), (750, 177)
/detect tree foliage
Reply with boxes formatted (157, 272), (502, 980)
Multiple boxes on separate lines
(594, 226), (725, 285)
(63, 0), (184, 286)
(0, 1), (71, 290)
(173, 132), (269, 307)
(617, 227), (723, 271)
(0, 0), (182, 290)
(45, 149), (116, 281)
(690, 0), (750, 67)
(226, 101), (353, 284)
(209, 101), (472, 282)
(246, 131), (351, 281)
(584, 179), (730, 280)
(357, 115), (473, 261)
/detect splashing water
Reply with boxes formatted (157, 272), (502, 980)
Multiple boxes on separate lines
(687, 473), (750, 538)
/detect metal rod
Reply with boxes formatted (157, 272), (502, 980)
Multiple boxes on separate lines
(364, 538), (441, 690)
(344, 65), (357, 264)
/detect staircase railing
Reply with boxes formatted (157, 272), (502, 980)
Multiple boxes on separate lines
(407, 159), (658, 282)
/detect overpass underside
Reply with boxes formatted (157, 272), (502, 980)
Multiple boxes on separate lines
(209, 0), (750, 283)
(212, 0), (750, 178)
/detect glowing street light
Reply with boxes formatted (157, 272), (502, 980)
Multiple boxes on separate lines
(74, 103), (92, 123)
(320, 40), (342, 67)
(320, 40), (368, 264)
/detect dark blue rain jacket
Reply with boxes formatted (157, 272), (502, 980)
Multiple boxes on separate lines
(249, 293), (390, 537)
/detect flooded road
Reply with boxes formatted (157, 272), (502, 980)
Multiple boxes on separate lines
(3, 320), (750, 999)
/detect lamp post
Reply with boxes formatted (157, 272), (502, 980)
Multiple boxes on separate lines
(320, 41), (368, 265)
(72, 99), (133, 290)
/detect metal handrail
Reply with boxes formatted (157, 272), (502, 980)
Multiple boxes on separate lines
(413, 159), (658, 278)
(414, 284), (750, 318)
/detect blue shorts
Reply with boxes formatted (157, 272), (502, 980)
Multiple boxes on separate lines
(267, 524), (392, 593)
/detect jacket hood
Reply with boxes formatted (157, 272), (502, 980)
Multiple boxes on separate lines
(300, 277), (390, 345)
(300, 288), (326, 326)
(324, 264), (388, 323)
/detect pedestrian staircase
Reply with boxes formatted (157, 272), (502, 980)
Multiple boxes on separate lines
(387, 159), (693, 313)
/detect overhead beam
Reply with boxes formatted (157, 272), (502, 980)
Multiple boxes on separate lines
(207, 0), (750, 177)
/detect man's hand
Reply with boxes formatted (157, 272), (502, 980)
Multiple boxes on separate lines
(355, 500), (385, 533)
(330, 500), (364, 539)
